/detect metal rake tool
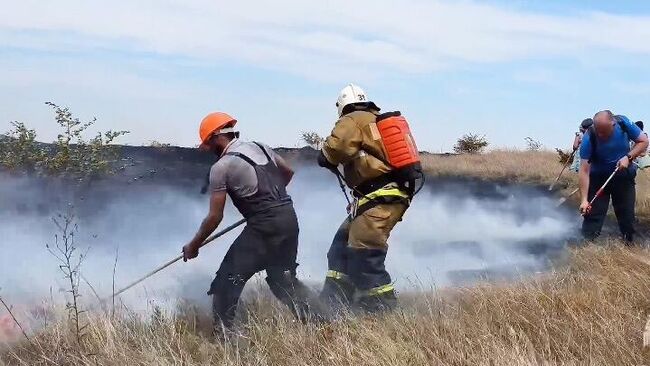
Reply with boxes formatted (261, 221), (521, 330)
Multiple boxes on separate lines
(555, 187), (580, 207)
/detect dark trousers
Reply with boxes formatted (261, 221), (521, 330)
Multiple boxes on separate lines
(207, 205), (313, 331)
(325, 202), (406, 295)
(326, 218), (392, 292)
(326, 219), (351, 280)
(582, 169), (636, 241)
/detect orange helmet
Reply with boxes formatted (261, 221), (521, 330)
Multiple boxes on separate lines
(199, 112), (237, 146)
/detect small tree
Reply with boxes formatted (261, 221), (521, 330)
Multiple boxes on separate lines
(43, 102), (129, 178)
(0, 102), (130, 178)
(0, 121), (46, 172)
(524, 137), (543, 151)
(453, 133), (489, 154)
(301, 131), (325, 149)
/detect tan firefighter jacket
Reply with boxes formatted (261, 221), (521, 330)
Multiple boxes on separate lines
(322, 109), (394, 189)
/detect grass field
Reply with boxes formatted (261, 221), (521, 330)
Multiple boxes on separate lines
(2, 245), (650, 365)
(2, 150), (650, 365)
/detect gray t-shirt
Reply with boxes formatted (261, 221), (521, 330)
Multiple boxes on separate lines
(209, 139), (283, 198)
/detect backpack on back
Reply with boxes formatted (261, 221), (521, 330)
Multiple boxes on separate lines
(374, 111), (422, 184)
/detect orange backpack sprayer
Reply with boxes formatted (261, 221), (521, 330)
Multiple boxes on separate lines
(326, 110), (424, 216)
(375, 111), (424, 194)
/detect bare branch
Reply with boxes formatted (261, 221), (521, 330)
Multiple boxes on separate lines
(0, 293), (32, 343)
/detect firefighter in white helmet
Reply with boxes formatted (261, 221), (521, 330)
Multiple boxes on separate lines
(317, 83), (419, 313)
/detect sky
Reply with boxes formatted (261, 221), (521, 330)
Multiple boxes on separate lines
(1, 0), (650, 151)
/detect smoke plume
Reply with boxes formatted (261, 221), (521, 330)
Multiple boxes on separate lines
(0, 165), (576, 316)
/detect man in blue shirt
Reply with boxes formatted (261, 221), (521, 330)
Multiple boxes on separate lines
(579, 110), (649, 243)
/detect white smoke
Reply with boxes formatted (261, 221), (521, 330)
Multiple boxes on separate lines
(291, 167), (576, 288)
(0, 166), (576, 314)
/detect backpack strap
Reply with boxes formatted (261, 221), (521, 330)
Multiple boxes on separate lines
(225, 142), (275, 167)
(253, 141), (273, 164)
(588, 127), (597, 164)
(226, 152), (257, 167)
(588, 116), (631, 164)
(616, 115), (630, 137)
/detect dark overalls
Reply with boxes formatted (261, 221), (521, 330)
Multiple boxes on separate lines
(208, 143), (314, 330)
(582, 169), (636, 242)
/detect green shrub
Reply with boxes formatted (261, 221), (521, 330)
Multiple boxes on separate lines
(0, 102), (129, 179)
(453, 133), (489, 154)
(149, 140), (171, 148)
(0, 121), (46, 172)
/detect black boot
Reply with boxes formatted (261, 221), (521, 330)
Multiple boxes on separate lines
(320, 274), (356, 315)
(267, 268), (329, 324)
(346, 247), (394, 314)
(357, 288), (398, 314)
(620, 229), (634, 245)
(209, 273), (248, 334)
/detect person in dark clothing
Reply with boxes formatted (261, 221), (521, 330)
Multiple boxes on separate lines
(579, 111), (648, 243)
(182, 111), (318, 334)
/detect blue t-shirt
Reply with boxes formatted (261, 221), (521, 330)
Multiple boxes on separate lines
(580, 115), (642, 174)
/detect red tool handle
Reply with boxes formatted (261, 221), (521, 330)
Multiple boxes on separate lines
(584, 168), (618, 215)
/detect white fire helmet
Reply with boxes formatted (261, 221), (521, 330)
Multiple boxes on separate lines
(336, 83), (369, 117)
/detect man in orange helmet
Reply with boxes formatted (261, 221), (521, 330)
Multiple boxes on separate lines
(182, 112), (316, 335)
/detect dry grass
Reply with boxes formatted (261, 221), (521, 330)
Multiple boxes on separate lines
(3, 244), (650, 365)
(2, 150), (649, 365)
(421, 150), (650, 224)
(421, 150), (563, 184)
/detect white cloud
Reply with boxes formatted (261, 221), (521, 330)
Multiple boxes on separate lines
(1, 0), (650, 79)
(0, 53), (334, 147)
(1, 1), (650, 149)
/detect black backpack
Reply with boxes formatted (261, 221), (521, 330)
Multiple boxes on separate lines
(587, 115), (631, 164)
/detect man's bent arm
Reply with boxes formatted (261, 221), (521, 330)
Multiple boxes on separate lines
(573, 134), (581, 151)
(630, 133), (649, 160)
(322, 116), (362, 166)
(579, 160), (591, 203)
(189, 191), (227, 247)
(274, 154), (294, 186)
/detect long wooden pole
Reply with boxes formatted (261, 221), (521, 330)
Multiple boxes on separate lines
(549, 149), (576, 191)
(108, 218), (246, 299)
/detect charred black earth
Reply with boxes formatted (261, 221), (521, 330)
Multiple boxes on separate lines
(0, 145), (636, 288)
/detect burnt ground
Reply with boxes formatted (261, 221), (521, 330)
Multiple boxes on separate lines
(1, 145), (647, 287)
(2, 144), (644, 238)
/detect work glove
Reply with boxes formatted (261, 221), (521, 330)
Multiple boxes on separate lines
(317, 150), (338, 171)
